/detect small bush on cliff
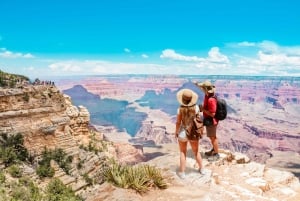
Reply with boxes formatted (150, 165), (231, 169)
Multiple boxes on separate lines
(79, 131), (111, 154)
(45, 178), (83, 201)
(36, 164), (55, 178)
(8, 164), (22, 178)
(36, 148), (73, 178)
(0, 133), (29, 167)
(103, 161), (167, 193)
(0, 170), (5, 183)
(23, 92), (30, 102)
(10, 177), (42, 201)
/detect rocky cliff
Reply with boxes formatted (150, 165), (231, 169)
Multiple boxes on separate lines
(0, 85), (90, 155)
(0, 84), (145, 200)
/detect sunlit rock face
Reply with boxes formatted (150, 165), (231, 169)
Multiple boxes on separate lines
(0, 84), (146, 198)
(0, 85), (90, 155)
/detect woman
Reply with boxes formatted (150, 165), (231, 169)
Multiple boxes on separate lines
(175, 88), (205, 179)
(197, 81), (220, 160)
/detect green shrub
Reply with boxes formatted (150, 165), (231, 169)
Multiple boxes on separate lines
(52, 149), (73, 174)
(0, 147), (17, 167)
(0, 171), (5, 183)
(103, 162), (167, 193)
(19, 177), (42, 201)
(11, 185), (32, 201)
(0, 133), (29, 166)
(82, 173), (93, 186)
(10, 178), (42, 201)
(36, 148), (72, 178)
(36, 165), (55, 178)
(45, 178), (83, 201)
(23, 93), (30, 102)
(8, 165), (22, 178)
(0, 187), (8, 201)
(77, 159), (84, 169)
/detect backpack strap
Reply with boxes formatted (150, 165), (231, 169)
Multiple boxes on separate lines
(195, 104), (200, 114)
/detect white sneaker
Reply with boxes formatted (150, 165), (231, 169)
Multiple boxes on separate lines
(178, 172), (186, 179)
(199, 168), (207, 175)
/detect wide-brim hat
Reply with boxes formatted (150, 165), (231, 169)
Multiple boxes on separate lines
(195, 80), (216, 94)
(176, 89), (198, 106)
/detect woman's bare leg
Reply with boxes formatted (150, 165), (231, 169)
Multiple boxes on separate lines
(178, 140), (188, 172)
(190, 140), (203, 169)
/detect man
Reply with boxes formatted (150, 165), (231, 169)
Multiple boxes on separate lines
(196, 81), (220, 161)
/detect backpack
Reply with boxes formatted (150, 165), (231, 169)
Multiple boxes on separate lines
(210, 96), (227, 120)
(185, 105), (204, 139)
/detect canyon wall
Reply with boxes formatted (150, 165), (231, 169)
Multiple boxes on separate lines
(55, 75), (300, 178)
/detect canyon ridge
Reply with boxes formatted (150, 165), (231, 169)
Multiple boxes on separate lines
(0, 72), (299, 200)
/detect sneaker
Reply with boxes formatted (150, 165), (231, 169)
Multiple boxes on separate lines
(213, 153), (220, 160)
(208, 153), (220, 161)
(199, 168), (207, 175)
(178, 172), (186, 179)
(205, 148), (214, 156)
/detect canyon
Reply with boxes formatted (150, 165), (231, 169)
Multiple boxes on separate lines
(1, 73), (300, 200)
(56, 75), (300, 178)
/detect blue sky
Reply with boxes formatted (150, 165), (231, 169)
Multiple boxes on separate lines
(0, 0), (300, 78)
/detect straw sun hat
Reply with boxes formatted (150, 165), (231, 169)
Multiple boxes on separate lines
(195, 80), (216, 94)
(176, 88), (198, 106)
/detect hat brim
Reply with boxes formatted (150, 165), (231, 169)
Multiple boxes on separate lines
(176, 89), (198, 106)
(195, 82), (216, 93)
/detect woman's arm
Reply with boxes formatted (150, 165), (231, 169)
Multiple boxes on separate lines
(175, 113), (182, 137)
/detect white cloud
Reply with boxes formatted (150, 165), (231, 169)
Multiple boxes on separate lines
(49, 61), (81, 72)
(47, 60), (168, 75)
(2, 40), (300, 77)
(160, 48), (229, 64)
(207, 47), (229, 63)
(0, 48), (34, 58)
(258, 40), (280, 53)
(124, 48), (131, 53)
(160, 49), (204, 62)
(237, 41), (256, 47)
(160, 47), (231, 74)
(141, 54), (148, 58)
(233, 49), (300, 76)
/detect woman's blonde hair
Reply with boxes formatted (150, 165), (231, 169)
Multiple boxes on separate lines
(179, 105), (196, 127)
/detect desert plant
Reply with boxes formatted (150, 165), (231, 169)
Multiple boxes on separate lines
(79, 131), (111, 154)
(36, 164), (55, 178)
(82, 173), (93, 186)
(0, 133), (29, 167)
(8, 164), (22, 178)
(77, 159), (84, 169)
(0, 187), (8, 201)
(10, 178), (42, 201)
(36, 148), (72, 178)
(11, 185), (34, 201)
(103, 162), (167, 193)
(52, 148), (73, 174)
(0, 170), (5, 183)
(0, 147), (17, 167)
(23, 93), (30, 102)
(45, 178), (83, 201)
(18, 177), (42, 201)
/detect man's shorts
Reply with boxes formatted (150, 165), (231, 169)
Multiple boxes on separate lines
(206, 125), (217, 137)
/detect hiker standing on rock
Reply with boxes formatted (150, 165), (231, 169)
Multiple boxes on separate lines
(196, 81), (220, 161)
(175, 89), (206, 179)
